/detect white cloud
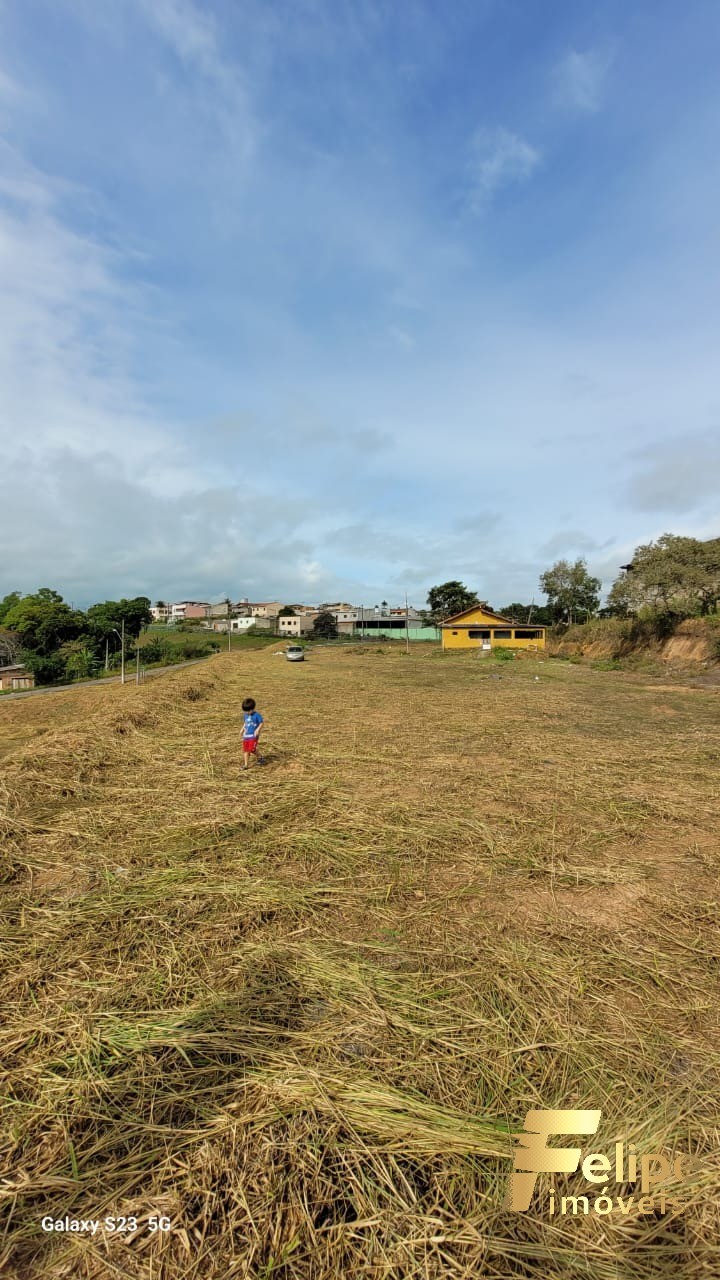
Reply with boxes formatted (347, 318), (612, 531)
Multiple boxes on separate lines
(625, 432), (720, 514)
(387, 325), (415, 351)
(466, 126), (541, 213)
(552, 49), (613, 113)
(0, 145), (172, 473)
(136, 0), (256, 161)
(538, 530), (604, 557)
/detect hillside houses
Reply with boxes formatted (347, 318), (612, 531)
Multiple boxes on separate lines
(147, 595), (548, 647)
(149, 598), (434, 638)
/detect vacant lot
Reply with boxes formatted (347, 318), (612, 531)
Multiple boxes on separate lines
(1, 646), (719, 1279)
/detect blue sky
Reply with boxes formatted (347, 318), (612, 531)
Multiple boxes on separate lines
(1, 0), (719, 609)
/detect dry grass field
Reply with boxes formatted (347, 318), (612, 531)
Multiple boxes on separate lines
(1, 645), (719, 1279)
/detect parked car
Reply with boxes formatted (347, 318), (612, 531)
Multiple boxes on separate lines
(286, 645), (305, 662)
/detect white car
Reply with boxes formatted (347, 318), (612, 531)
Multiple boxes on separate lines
(286, 645), (305, 662)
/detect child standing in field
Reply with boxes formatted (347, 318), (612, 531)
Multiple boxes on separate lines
(241, 697), (265, 769)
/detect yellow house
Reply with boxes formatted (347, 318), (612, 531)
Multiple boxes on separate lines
(440, 604), (546, 651)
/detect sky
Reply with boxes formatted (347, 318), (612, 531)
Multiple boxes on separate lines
(1, 0), (719, 609)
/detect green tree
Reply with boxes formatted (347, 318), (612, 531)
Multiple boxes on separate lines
(0, 628), (22, 665)
(20, 650), (67, 685)
(312, 609), (338, 639)
(86, 597), (153, 645)
(539, 559), (601, 624)
(604, 573), (636, 618)
(3, 590), (85, 656)
(426, 581), (479, 624)
(0, 592), (22, 625)
(500, 602), (555, 626)
(59, 639), (98, 681)
(279, 606), (296, 616)
(607, 534), (720, 616)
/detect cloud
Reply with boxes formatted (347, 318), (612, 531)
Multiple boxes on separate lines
(552, 49), (613, 113)
(0, 144), (169, 469)
(466, 126), (541, 213)
(538, 530), (604, 557)
(135, 0), (255, 161)
(387, 325), (415, 351)
(625, 432), (720, 514)
(453, 512), (502, 534)
(0, 446), (325, 604)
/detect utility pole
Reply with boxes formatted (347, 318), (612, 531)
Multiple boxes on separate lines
(121, 619), (125, 684)
(405, 591), (410, 654)
(104, 637), (109, 671)
(112, 622), (125, 683)
(136, 645), (140, 685)
(227, 596), (232, 652)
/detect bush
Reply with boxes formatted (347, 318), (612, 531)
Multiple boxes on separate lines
(493, 648), (514, 662)
(20, 651), (67, 686)
(173, 636), (220, 660)
(139, 637), (172, 665)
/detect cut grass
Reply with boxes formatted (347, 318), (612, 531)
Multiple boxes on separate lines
(1, 648), (719, 1278)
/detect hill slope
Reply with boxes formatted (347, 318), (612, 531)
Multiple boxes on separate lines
(551, 616), (720, 669)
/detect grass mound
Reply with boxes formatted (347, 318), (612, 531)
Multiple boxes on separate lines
(1, 651), (719, 1278)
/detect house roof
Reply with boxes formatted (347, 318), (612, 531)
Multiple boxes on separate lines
(440, 604), (547, 629)
(439, 603), (514, 626)
(0, 663), (26, 673)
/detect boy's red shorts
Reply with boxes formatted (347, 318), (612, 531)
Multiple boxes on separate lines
(242, 737), (258, 753)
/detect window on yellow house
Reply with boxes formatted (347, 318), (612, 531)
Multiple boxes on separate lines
(492, 629), (512, 639)
(468, 629), (491, 638)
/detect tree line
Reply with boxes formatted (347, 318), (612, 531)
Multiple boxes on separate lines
(3, 535), (716, 684)
(0, 590), (219, 685)
(426, 533), (719, 627)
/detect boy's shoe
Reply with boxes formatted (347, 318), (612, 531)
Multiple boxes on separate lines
(257, 755), (266, 765)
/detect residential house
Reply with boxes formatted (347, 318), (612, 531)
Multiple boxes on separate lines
(167, 601), (210, 621)
(440, 603), (546, 650)
(229, 616), (274, 632)
(334, 607), (434, 639)
(278, 613), (317, 637)
(0, 664), (35, 690)
(249, 602), (284, 618)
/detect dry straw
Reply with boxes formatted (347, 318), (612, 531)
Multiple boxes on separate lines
(1, 647), (719, 1277)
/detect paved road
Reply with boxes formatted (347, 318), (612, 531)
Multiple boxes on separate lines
(0, 655), (217, 703)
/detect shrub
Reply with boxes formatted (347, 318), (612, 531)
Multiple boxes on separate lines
(20, 651), (67, 685)
(173, 636), (220, 660)
(139, 637), (172, 665)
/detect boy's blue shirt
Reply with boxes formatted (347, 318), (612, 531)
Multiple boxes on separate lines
(243, 711), (263, 739)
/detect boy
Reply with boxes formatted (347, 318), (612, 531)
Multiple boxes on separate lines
(241, 697), (265, 769)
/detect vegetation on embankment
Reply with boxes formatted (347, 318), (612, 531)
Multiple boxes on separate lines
(550, 614), (720, 667)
